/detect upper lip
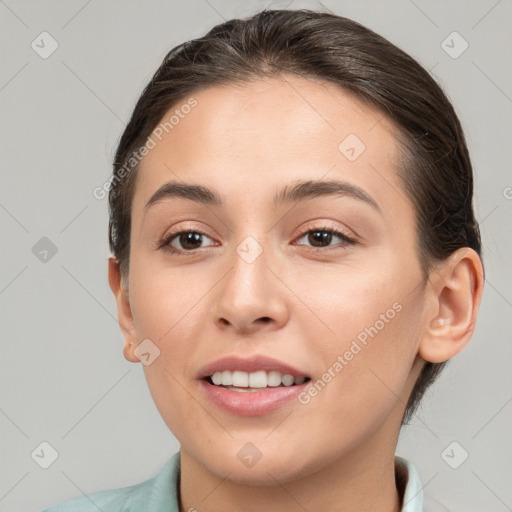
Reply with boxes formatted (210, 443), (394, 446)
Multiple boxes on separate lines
(197, 355), (309, 380)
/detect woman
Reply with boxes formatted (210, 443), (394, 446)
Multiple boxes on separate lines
(43, 8), (484, 512)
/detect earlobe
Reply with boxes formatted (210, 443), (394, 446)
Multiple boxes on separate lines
(108, 256), (140, 363)
(419, 248), (484, 364)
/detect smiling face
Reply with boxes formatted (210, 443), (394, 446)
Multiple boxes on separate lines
(113, 74), (432, 484)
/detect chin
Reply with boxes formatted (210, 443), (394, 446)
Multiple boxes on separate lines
(196, 442), (321, 487)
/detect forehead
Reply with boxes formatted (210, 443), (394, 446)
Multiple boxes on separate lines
(133, 74), (408, 218)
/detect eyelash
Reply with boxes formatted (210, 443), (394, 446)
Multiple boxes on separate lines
(158, 225), (357, 257)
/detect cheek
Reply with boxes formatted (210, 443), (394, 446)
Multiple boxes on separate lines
(128, 273), (206, 440)
(297, 253), (420, 352)
(298, 258), (423, 413)
(126, 259), (218, 418)
(127, 255), (211, 342)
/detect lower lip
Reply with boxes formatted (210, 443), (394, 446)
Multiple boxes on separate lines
(199, 379), (309, 416)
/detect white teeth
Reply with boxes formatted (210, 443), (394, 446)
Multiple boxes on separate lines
(248, 370), (268, 388)
(281, 374), (295, 386)
(221, 370), (233, 386)
(267, 370), (282, 387)
(211, 372), (223, 385)
(232, 370), (249, 387)
(209, 370), (307, 389)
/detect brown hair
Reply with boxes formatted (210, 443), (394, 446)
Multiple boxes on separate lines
(108, 8), (482, 423)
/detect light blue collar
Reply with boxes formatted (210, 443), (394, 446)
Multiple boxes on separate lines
(396, 455), (424, 511)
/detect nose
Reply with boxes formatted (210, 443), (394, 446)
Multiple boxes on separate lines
(213, 237), (290, 336)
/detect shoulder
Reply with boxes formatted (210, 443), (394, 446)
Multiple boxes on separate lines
(41, 452), (181, 512)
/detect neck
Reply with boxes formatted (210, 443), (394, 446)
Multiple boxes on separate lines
(179, 416), (403, 512)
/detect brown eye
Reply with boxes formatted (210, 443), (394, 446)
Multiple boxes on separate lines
(163, 230), (215, 253)
(295, 228), (355, 249)
(176, 232), (204, 250)
(308, 230), (334, 247)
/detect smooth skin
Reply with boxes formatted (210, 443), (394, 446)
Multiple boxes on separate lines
(108, 74), (484, 512)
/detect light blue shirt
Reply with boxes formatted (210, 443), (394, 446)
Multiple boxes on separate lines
(42, 452), (424, 511)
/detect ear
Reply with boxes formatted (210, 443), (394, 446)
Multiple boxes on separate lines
(108, 256), (140, 363)
(419, 247), (484, 363)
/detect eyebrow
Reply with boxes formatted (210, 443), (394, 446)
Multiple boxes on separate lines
(144, 178), (381, 213)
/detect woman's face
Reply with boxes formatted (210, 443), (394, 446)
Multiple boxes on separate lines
(121, 75), (430, 483)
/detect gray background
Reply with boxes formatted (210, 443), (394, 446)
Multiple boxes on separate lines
(1, 1), (511, 511)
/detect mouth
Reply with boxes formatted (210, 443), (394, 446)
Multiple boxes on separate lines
(197, 355), (312, 416)
(204, 370), (311, 392)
